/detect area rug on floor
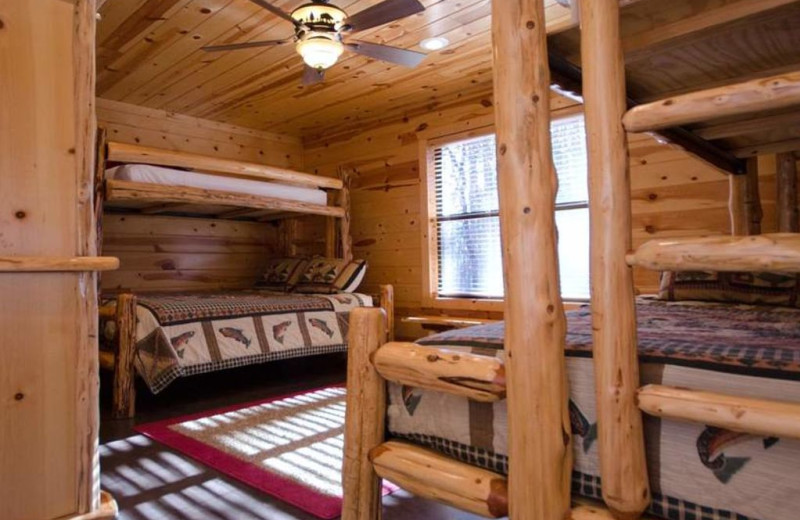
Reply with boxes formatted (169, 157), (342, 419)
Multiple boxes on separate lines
(134, 386), (394, 519)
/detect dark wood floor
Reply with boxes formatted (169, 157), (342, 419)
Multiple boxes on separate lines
(99, 355), (491, 520)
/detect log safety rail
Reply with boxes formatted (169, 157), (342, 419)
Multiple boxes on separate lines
(627, 233), (800, 272)
(0, 256), (119, 272)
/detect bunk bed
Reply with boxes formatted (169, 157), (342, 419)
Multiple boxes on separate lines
(93, 132), (394, 419)
(341, 1), (800, 519)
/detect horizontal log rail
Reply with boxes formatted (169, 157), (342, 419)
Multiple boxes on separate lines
(627, 233), (800, 272)
(107, 141), (343, 190)
(369, 441), (509, 518)
(622, 69), (800, 133)
(638, 385), (800, 440)
(0, 256), (119, 272)
(106, 179), (345, 219)
(372, 342), (506, 402)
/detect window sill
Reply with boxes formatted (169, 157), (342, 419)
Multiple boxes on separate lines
(424, 296), (588, 313)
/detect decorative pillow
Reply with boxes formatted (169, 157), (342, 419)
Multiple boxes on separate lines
(258, 257), (309, 292)
(294, 258), (368, 294)
(658, 270), (800, 307)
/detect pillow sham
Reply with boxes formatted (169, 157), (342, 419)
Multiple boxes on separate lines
(294, 258), (368, 294)
(258, 257), (310, 292)
(658, 270), (800, 308)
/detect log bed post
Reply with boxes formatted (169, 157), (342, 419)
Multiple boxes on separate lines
(339, 167), (353, 263)
(581, 0), (650, 518)
(380, 284), (395, 342)
(342, 307), (387, 520)
(777, 152), (799, 232)
(492, 0), (572, 518)
(744, 158), (763, 235)
(112, 293), (138, 419)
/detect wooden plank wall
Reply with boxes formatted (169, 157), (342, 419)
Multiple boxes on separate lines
(305, 94), (792, 339)
(97, 98), (301, 292)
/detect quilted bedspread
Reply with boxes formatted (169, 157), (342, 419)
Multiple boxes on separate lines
(388, 299), (800, 520)
(121, 290), (372, 393)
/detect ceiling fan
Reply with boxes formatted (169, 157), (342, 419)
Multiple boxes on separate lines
(202, 0), (428, 85)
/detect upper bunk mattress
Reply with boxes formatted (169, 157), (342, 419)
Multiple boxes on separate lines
(105, 290), (372, 393)
(106, 163), (328, 205)
(387, 299), (800, 520)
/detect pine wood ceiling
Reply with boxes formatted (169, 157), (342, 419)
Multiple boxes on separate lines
(98, 0), (800, 155)
(97, 0), (573, 141)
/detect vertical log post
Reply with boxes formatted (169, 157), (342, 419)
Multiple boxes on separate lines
(341, 307), (387, 520)
(777, 152), (799, 232)
(339, 168), (353, 263)
(582, 1), (650, 518)
(744, 157), (763, 235)
(380, 284), (395, 342)
(729, 174), (747, 236)
(112, 293), (138, 419)
(325, 191), (338, 258)
(492, 1), (572, 519)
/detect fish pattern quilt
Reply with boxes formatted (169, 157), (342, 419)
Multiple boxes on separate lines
(110, 290), (371, 393)
(388, 299), (800, 520)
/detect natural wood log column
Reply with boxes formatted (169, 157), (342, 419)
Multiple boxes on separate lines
(744, 158), (763, 235)
(492, 1), (572, 519)
(112, 293), (138, 419)
(777, 152), (799, 232)
(380, 284), (395, 342)
(339, 168), (354, 263)
(729, 174), (747, 236)
(341, 307), (387, 520)
(581, 1), (650, 518)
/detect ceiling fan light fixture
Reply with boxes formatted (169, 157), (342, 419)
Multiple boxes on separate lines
(297, 35), (344, 70)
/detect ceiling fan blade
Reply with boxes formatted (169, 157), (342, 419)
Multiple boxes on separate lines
(202, 39), (290, 52)
(345, 41), (426, 67)
(246, 0), (300, 27)
(302, 65), (326, 85)
(344, 0), (425, 33)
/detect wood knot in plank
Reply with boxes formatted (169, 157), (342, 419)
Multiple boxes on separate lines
(426, 354), (440, 362)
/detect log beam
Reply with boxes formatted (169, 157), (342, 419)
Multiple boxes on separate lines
(492, 0), (572, 518)
(372, 343), (505, 402)
(622, 70), (800, 133)
(112, 293), (138, 419)
(341, 308), (387, 520)
(582, 1), (650, 517)
(777, 152), (799, 232)
(627, 233), (800, 272)
(638, 385), (800, 440)
(369, 441), (508, 518)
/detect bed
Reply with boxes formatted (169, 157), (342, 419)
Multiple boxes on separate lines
(106, 163), (328, 206)
(100, 285), (393, 418)
(386, 299), (800, 520)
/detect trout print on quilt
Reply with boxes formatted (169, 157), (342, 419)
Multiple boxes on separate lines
(696, 426), (780, 483)
(170, 331), (195, 359)
(309, 318), (334, 338)
(272, 321), (292, 344)
(218, 327), (252, 348)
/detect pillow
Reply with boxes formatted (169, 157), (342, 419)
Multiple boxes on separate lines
(658, 270), (800, 307)
(294, 258), (368, 294)
(258, 257), (309, 292)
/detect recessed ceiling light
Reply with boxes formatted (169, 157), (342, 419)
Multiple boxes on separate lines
(420, 37), (449, 51)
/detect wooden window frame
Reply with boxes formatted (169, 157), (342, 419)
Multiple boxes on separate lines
(420, 109), (589, 311)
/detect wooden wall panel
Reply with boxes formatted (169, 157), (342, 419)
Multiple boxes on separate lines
(101, 214), (277, 292)
(97, 97), (305, 169)
(306, 95), (787, 339)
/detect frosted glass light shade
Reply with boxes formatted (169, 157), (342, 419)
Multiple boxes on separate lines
(297, 37), (344, 70)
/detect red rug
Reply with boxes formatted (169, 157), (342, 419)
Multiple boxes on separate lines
(135, 385), (394, 519)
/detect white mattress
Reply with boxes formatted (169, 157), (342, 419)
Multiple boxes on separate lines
(106, 163), (328, 205)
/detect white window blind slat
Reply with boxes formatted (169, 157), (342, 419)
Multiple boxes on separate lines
(433, 115), (589, 299)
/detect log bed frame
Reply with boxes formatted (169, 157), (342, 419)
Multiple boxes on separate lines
(340, 1), (800, 519)
(93, 130), (379, 419)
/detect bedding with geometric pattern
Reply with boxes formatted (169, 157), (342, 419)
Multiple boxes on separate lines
(387, 298), (800, 520)
(106, 290), (372, 393)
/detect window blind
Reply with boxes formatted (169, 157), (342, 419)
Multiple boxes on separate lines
(432, 115), (590, 300)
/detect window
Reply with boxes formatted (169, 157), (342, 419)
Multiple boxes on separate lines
(424, 114), (590, 305)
